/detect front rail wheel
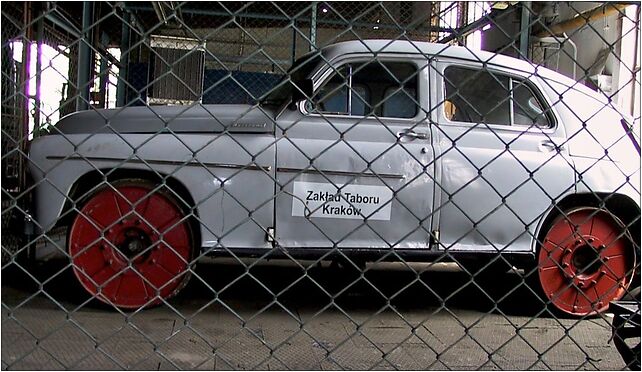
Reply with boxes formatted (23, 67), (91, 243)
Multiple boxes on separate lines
(537, 207), (635, 316)
(68, 180), (194, 309)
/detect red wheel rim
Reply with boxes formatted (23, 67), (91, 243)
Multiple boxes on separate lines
(538, 208), (633, 316)
(69, 183), (192, 308)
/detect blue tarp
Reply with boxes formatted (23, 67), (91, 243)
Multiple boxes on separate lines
(127, 64), (283, 105)
(203, 70), (283, 104)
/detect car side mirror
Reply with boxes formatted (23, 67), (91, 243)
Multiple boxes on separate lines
(291, 79), (313, 106)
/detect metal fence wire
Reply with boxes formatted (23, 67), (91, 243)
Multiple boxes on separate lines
(2, 1), (641, 370)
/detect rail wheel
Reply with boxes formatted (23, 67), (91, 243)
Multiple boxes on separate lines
(68, 180), (194, 309)
(537, 207), (635, 316)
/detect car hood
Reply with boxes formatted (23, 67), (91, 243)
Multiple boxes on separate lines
(52, 104), (276, 134)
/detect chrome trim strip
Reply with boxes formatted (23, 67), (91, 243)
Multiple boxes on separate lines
(276, 167), (405, 179)
(45, 155), (272, 172)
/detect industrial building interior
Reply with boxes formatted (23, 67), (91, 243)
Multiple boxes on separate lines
(2, 2), (639, 193)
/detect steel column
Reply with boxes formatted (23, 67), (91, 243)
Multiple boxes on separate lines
(291, 21), (297, 64)
(76, 1), (93, 111)
(519, 2), (531, 59)
(98, 32), (109, 108)
(310, 2), (317, 51)
(116, 11), (131, 107)
(34, 6), (43, 135)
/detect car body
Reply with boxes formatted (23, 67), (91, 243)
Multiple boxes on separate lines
(28, 40), (640, 314)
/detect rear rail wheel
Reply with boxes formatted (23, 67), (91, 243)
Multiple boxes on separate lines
(68, 179), (194, 309)
(536, 207), (635, 316)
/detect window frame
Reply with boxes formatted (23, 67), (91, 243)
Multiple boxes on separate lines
(311, 64), (373, 116)
(299, 55), (424, 121)
(436, 60), (558, 132)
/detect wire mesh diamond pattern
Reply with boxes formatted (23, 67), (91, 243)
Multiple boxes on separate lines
(1, 1), (640, 370)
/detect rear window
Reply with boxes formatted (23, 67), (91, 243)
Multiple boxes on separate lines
(443, 66), (553, 128)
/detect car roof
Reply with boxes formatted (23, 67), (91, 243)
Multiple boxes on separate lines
(319, 39), (608, 106)
(320, 39), (535, 71)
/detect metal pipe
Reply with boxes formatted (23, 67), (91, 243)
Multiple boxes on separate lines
(630, 5), (640, 117)
(509, 78), (514, 124)
(563, 33), (577, 81)
(310, 2), (317, 51)
(152, 1), (168, 24)
(76, 1), (93, 111)
(519, 2), (531, 59)
(21, 2), (33, 189)
(116, 11), (130, 107)
(536, 3), (629, 38)
(22, 3), (32, 132)
(291, 21), (297, 64)
(98, 32), (109, 108)
(34, 7), (43, 135)
(347, 64), (352, 115)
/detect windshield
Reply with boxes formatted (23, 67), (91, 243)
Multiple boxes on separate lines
(261, 52), (323, 106)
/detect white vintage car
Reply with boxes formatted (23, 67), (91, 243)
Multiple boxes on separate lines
(28, 40), (640, 315)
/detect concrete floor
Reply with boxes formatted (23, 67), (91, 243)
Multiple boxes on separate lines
(1, 258), (629, 370)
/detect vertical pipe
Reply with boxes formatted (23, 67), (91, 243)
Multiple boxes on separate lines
(34, 6), (43, 136)
(508, 78), (514, 124)
(457, 1), (467, 44)
(519, 2), (531, 59)
(291, 20), (297, 64)
(562, 33), (577, 81)
(116, 10), (130, 107)
(22, 3), (32, 137)
(98, 32), (109, 108)
(630, 5), (639, 117)
(76, 1), (93, 111)
(21, 2), (33, 190)
(310, 2), (317, 51)
(347, 64), (352, 115)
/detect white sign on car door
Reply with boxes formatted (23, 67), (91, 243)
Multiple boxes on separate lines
(291, 181), (393, 220)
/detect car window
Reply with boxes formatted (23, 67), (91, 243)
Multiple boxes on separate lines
(512, 80), (550, 127)
(382, 86), (417, 118)
(443, 66), (552, 128)
(315, 70), (369, 115)
(311, 61), (418, 118)
(444, 67), (511, 125)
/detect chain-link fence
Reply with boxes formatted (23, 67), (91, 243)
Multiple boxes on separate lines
(2, 1), (641, 370)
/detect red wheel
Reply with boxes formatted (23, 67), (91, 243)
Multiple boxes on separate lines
(538, 207), (635, 316)
(68, 180), (193, 309)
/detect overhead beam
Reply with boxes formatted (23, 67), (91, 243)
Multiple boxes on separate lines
(125, 4), (455, 34)
(45, 12), (81, 38)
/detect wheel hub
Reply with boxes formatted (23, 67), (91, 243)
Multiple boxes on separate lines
(559, 235), (604, 288)
(103, 218), (156, 265)
(119, 227), (152, 261)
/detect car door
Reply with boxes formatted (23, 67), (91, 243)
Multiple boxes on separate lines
(431, 59), (575, 253)
(274, 56), (436, 249)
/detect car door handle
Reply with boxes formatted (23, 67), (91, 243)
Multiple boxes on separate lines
(539, 140), (564, 152)
(398, 130), (429, 140)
